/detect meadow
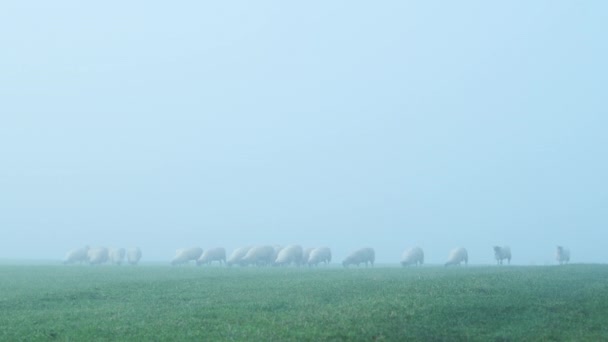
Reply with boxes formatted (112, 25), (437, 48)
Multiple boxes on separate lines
(1, 264), (607, 341)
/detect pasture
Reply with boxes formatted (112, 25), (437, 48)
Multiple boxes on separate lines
(1, 264), (607, 341)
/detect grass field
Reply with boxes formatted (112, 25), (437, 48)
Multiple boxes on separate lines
(1, 264), (607, 341)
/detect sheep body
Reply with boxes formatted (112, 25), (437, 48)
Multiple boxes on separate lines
(127, 247), (142, 265)
(556, 246), (570, 265)
(108, 248), (126, 265)
(445, 247), (468, 266)
(401, 247), (424, 267)
(171, 247), (203, 266)
(308, 247), (332, 266)
(241, 245), (275, 266)
(493, 246), (511, 265)
(197, 247), (226, 266)
(226, 246), (252, 266)
(342, 248), (375, 267)
(63, 246), (90, 264)
(87, 247), (109, 265)
(275, 245), (303, 266)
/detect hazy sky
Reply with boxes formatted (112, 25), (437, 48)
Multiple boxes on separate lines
(1, 1), (606, 264)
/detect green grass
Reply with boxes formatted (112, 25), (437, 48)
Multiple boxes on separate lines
(1, 264), (607, 341)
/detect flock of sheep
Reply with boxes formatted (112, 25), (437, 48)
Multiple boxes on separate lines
(63, 246), (142, 265)
(63, 245), (572, 266)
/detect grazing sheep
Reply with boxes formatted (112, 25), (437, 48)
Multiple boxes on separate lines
(171, 247), (203, 266)
(241, 245), (276, 266)
(127, 247), (142, 265)
(275, 245), (304, 266)
(308, 247), (332, 266)
(445, 247), (468, 266)
(400, 247), (424, 267)
(108, 248), (126, 265)
(197, 247), (226, 266)
(226, 246), (252, 266)
(556, 246), (570, 265)
(493, 246), (511, 265)
(87, 247), (109, 265)
(342, 248), (375, 267)
(63, 246), (90, 264)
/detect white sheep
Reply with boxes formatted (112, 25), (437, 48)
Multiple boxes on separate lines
(87, 247), (109, 265)
(171, 247), (203, 266)
(493, 246), (511, 265)
(275, 245), (303, 266)
(308, 247), (332, 266)
(342, 248), (375, 267)
(241, 245), (275, 266)
(226, 246), (252, 266)
(400, 247), (424, 267)
(445, 247), (468, 266)
(556, 246), (570, 265)
(108, 248), (126, 265)
(197, 247), (226, 266)
(127, 247), (142, 265)
(63, 246), (90, 264)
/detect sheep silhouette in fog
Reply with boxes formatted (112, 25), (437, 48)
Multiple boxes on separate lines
(226, 246), (252, 266)
(493, 246), (511, 265)
(275, 245), (304, 266)
(241, 246), (276, 266)
(401, 247), (424, 267)
(308, 247), (332, 266)
(127, 247), (142, 265)
(556, 246), (570, 265)
(63, 246), (90, 264)
(342, 248), (375, 267)
(445, 247), (468, 266)
(196, 247), (226, 266)
(171, 247), (203, 266)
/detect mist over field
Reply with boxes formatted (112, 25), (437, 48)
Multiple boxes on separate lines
(1, 1), (606, 266)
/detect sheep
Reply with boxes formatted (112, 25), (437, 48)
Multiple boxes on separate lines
(241, 245), (276, 266)
(197, 247), (226, 266)
(493, 246), (511, 265)
(127, 247), (142, 265)
(108, 248), (126, 265)
(226, 246), (252, 266)
(308, 247), (332, 266)
(342, 248), (375, 267)
(400, 247), (424, 267)
(171, 247), (203, 266)
(445, 247), (468, 266)
(63, 246), (90, 264)
(87, 247), (109, 265)
(275, 245), (304, 266)
(556, 246), (570, 265)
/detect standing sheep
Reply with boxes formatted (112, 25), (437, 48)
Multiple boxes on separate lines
(342, 248), (375, 267)
(241, 245), (276, 266)
(302, 248), (314, 266)
(108, 248), (126, 265)
(308, 247), (332, 266)
(275, 245), (304, 266)
(171, 247), (203, 266)
(226, 246), (251, 266)
(445, 247), (468, 266)
(127, 247), (142, 265)
(493, 246), (511, 265)
(556, 246), (570, 265)
(197, 247), (226, 266)
(63, 246), (90, 264)
(400, 247), (424, 267)
(87, 247), (109, 265)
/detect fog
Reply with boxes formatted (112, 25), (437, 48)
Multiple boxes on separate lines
(1, 2), (606, 265)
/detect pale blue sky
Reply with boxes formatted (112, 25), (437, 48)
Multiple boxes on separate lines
(1, 1), (606, 264)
